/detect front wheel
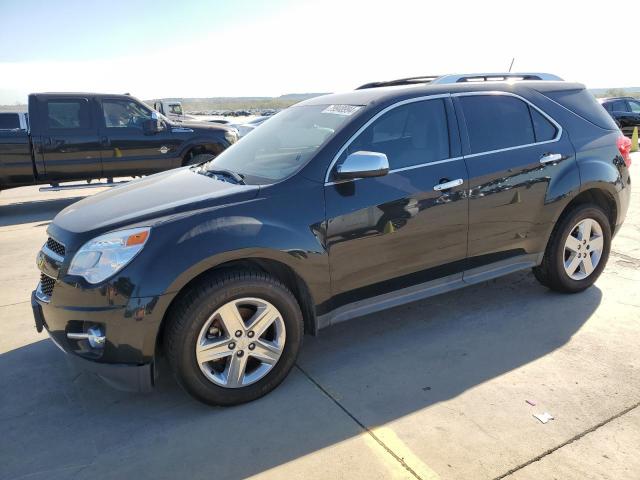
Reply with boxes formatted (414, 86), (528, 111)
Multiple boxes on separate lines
(533, 204), (611, 293)
(164, 271), (303, 405)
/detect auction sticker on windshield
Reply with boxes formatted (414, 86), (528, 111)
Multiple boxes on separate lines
(322, 105), (362, 116)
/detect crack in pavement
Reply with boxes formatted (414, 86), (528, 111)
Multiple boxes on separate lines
(295, 364), (424, 480)
(297, 362), (640, 480)
(0, 300), (30, 308)
(493, 401), (640, 480)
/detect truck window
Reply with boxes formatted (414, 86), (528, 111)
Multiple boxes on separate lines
(0, 113), (20, 129)
(103, 99), (152, 129)
(47, 100), (91, 130)
(168, 104), (183, 115)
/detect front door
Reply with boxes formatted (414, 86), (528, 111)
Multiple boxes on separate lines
(99, 97), (180, 177)
(40, 96), (102, 181)
(325, 96), (469, 311)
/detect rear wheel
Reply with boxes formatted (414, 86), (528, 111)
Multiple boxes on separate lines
(164, 270), (303, 406)
(533, 204), (611, 293)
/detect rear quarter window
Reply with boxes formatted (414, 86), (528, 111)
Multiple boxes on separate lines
(543, 89), (619, 130)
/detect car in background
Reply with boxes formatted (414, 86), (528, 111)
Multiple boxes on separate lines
(152, 100), (199, 123)
(230, 115), (271, 137)
(0, 93), (238, 192)
(599, 97), (640, 138)
(0, 112), (28, 130)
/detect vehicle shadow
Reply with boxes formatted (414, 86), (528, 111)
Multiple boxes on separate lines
(0, 197), (84, 227)
(0, 271), (600, 480)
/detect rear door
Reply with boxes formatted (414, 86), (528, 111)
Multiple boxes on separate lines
(454, 92), (576, 276)
(98, 97), (180, 177)
(325, 96), (469, 311)
(40, 96), (103, 181)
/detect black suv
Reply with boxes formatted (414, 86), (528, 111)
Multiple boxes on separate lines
(600, 96), (640, 138)
(32, 73), (632, 405)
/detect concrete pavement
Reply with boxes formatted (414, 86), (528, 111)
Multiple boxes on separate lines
(1, 159), (639, 479)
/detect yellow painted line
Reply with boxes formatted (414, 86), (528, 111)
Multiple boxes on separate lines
(367, 427), (440, 480)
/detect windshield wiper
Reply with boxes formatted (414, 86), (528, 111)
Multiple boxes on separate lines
(197, 166), (245, 184)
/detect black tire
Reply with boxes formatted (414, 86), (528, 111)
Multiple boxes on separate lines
(164, 270), (303, 406)
(184, 153), (215, 166)
(533, 203), (611, 293)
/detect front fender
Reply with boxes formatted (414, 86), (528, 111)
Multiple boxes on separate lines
(127, 181), (331, 307)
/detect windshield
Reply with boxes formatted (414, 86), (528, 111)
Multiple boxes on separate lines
(207, 105), (359, 183)
(168, 104), (183, 115)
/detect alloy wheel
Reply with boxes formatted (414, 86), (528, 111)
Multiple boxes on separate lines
(196, 297), (286, 388)
(563, 218), (604, 281)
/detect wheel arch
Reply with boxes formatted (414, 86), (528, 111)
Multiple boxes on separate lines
(555, 186), (617, 235)
(181, 142), (226, 166)
(156, 255), (319, 355)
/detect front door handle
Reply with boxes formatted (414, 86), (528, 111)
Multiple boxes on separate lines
(540, 153), (563, 165)
(433, 178), (463, 191)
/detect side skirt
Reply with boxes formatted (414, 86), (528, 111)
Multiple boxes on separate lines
(316, 253), (543, 330)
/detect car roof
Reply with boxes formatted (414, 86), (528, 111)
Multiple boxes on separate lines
(297, 81), (585, 107)
(600, 96), (636, 102)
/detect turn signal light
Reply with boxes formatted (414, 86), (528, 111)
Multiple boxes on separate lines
(126, 230), (149, 246)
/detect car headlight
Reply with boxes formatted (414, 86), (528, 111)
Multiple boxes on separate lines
(224, 128), (239, 144)
(68, 227), (151, 284)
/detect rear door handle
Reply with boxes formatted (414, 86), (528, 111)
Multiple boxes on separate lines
(433, 178), (463, 191)
(540, 153), (563, 165)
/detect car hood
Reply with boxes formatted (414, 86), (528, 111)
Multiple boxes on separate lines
(171, 120), (231, 133)
(50, 167), (260, 238)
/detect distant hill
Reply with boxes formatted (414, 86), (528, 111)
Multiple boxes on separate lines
(589, 87), (640, 98)
(146, 93), (330, 112)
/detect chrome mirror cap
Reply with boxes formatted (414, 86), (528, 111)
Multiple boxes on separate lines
(335, 151), (389, 180)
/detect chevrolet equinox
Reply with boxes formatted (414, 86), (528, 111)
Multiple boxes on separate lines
(32, 73), (632, 405)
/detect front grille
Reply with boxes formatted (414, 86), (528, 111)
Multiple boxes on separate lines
(46, 237), (65, 258)
(40, 273), (55, 297)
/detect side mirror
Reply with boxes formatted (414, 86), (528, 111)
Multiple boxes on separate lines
(143, 116), (163, 134)
(335, 151), (389, 180)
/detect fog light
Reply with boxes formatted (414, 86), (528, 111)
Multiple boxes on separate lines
(67, 325), (105, 349)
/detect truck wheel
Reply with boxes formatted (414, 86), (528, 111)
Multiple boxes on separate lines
(533, 203), (611, 293)
(184, 153), (215, 166)
(164, 270), (303, 406)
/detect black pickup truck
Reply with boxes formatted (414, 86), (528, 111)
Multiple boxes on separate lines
(0, 93), (238, 191)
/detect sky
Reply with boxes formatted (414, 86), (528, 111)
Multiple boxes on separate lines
(0, 0), (638, 104)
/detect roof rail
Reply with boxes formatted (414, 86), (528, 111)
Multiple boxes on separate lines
(356, 72), (563, 90)
(356, 76), (441, 90)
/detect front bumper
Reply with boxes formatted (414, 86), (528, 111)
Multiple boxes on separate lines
(31, 288), (170, 392)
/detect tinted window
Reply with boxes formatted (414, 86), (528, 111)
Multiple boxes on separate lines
(341, 99), (450, 170)
(0, 113), (20, 129)
(47, 100), (91, 130)
(103, 99), (152, 129)
(460, 95), (534, 153)
(543, 89), (619, 130)
(530, 107), (557, 142)
(628, 101), (640, 113)
(611, 100), (629, 112)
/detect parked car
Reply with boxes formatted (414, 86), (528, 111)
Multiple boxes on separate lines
(230, 115), (271, 137)
(0, 93), (238, 192)
(599, 97), (640, 138)
(32, 73), (631, 406)
(0, 112), (28, 130)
